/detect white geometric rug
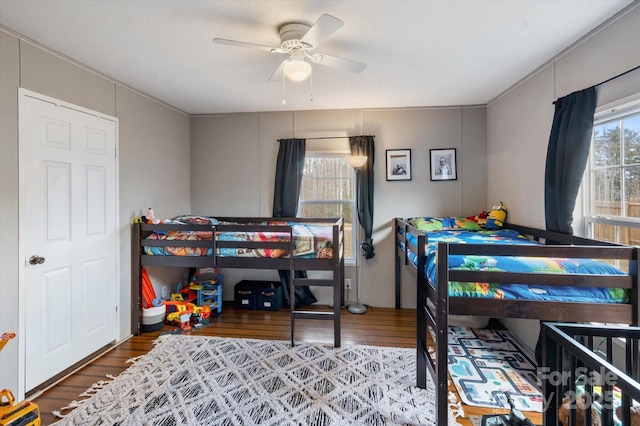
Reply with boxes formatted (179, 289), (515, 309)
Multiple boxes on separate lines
(53, 335), (463, 425)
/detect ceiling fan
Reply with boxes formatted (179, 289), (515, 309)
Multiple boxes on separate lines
(212, 14), (367, 82)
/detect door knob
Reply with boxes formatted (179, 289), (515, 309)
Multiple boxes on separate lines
(29, 255), (45, 265)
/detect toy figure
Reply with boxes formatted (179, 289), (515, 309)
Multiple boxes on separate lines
(147, 208), (155, 223)
(485, 202), (507, 230)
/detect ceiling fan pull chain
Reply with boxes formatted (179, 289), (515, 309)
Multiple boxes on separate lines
(309, 67), (313, 102)
(281, 70), (287, 105)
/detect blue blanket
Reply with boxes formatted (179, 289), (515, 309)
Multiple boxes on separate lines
(405, 229), (627, 303)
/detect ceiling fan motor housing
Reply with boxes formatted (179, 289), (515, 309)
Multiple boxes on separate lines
(279, 23), (313, 50)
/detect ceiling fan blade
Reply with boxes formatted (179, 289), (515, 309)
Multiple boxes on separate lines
(212, 38), (287, 54)
(300, 14), (343, 48)
(268, 60), (286, 82)
(312, 54), (367, 73)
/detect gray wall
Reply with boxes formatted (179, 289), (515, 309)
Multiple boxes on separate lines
(191, 107), (487, 308)
(0, 30), (191, 395)
(487, 5), (640, 350)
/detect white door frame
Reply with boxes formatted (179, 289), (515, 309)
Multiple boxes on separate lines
(17, 88), (120, 400)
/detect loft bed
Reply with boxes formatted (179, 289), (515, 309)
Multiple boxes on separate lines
(132, 216), (345, 347)
(542, 322), (640, 426)
(394, 216), (639, 425)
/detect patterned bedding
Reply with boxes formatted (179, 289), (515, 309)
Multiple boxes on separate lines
(404, 227), (628, 303)
(144, 216), (334, 259)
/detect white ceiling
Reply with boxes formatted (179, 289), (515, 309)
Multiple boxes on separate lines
(0, 0), (634, 115)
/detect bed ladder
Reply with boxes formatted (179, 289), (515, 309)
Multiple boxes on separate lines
(289, 225), (342, 348)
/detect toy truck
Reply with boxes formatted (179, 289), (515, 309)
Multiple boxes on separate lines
(0, 332), (41, 426)
(0, 388), (40, 426)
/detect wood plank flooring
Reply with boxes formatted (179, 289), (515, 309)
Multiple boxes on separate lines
(32, 304), (541, 425)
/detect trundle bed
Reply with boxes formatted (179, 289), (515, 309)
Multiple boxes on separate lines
(132, 216), (345, 346)
(394, 217), (639, 424)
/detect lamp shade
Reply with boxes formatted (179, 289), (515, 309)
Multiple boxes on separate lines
(283, 59), (312, 82)
(346, 155), (368, 168)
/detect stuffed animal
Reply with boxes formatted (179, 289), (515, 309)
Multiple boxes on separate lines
(617, 405), (640, 426)
(558, 393), (601, 426)
(473, 211), (488, 227)
(485, 202), (507, 230)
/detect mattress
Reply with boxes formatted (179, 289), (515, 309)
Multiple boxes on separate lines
(404, 228), (628, 303)
(143, 216), (334, 259)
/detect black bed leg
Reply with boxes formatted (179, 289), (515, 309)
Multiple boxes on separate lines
(542, 323), (559, 426)
(395, 251), (401, 309)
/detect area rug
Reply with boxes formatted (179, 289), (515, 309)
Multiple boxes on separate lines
(447, 326), (542, 412)
(53, 335), (463, 425)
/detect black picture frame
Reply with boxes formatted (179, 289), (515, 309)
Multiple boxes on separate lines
(386, 149), (411, 181)
(430, 148), (457, 181)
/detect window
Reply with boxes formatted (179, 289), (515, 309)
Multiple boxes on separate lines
(585, 99), (640, 250)
(298, 155), (357, 262)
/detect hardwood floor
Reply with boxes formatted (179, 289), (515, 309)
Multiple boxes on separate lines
(32, 304), (541, 425)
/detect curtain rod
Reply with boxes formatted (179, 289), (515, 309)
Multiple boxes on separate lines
(552, 64), (640, 104)
(278, 135), (375, 141)
(594, 63), (640, 88)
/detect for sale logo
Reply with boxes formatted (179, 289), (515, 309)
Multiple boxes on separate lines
(537, 367), (618, 411)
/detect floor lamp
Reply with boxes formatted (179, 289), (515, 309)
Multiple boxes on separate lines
(346, 155), (368, 314)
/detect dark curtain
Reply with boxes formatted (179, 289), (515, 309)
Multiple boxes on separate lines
(544, 87), (597, 234)
(536, 87), (597, 365)
(272, 138), (317, 307)
(349, 135), (375, 259)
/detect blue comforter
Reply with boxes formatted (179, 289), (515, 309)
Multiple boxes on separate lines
(405, 229), (627, 303)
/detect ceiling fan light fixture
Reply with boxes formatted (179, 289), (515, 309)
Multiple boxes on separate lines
(346, 155), (368, 168)
(283, 59), (312, 82)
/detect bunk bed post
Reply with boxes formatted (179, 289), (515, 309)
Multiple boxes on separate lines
(289, 224), (296, 346)
(541, 323), (559, 426)
(632, 247), (640, 379)
(395, 218), (402, 309)
(332, 220), (342, 348)
(435, 241), (450, 424)
(131, 222), (142, 336)
(416, 231), (427, 388)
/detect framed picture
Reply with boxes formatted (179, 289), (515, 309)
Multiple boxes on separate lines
(386, 149), (411, 181)
(430, 148), (457, 181)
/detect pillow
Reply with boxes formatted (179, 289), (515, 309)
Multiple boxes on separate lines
(174, 215), (219, 225)
(454, 217), (482, 231)
(409, 216), (482, 232)
(410, 217), (443, 231)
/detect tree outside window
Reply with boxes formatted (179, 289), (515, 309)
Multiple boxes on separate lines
(298, 156), (356, 261)
(588, 107), (640, 246)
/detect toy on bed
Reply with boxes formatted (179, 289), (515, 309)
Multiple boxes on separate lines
(485, 202), (508, 230)
(468, 211), (488, 227)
